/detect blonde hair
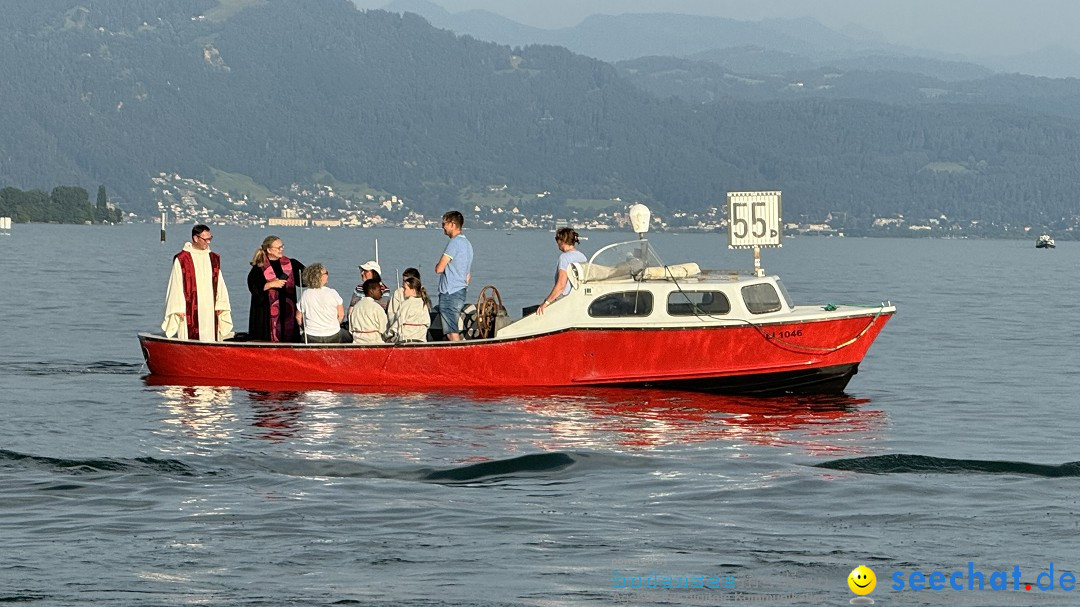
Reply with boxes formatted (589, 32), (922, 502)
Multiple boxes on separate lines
(250, 235), (281, 266)
(301, 263), (326, 288)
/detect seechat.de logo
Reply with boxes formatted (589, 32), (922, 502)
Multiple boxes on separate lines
(848, 565), (877, 604)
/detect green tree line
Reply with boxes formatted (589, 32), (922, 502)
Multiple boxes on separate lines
(0, 185), (123, 224)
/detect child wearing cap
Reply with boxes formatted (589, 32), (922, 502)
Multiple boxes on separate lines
(350, 260), (389, 310)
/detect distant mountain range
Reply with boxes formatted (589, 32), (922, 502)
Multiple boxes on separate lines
(380, 0), (1080, 79)
(2, 0), (1080, 231)
(616, 56), (1080, 123)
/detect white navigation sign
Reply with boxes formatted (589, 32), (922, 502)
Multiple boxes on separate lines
(727, 191), (782, 249)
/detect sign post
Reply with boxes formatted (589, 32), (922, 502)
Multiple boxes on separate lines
(726, 191), (782, 276)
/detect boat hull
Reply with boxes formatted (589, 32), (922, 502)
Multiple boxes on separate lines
(140, 311), (892, 395)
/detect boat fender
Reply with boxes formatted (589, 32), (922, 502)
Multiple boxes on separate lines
(568, 262), (584, 288)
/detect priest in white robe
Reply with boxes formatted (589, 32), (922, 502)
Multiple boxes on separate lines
(162, 225), (234, 341)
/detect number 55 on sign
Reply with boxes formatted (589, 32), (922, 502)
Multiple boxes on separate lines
(727, 191), (782, 249)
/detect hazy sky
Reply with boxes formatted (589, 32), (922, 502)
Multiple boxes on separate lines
(354, 0), (1080, 58)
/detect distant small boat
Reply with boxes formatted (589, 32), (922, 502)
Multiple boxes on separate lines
(1036, 234), (1056, 249)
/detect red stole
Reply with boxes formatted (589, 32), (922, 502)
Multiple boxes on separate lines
(175, 250), (220, 340)
(263, 256), (296, 342)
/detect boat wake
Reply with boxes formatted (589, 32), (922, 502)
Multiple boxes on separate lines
(0, 448), (642, 486)
(252, 451), (643, 486)
(0, 360), (142, 376)
(0, 448), (207, 477)
(815, 454), (1080, 477)
(419, 452), (577, 483)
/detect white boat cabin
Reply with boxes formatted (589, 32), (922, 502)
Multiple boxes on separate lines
(495, 239), (853, 339)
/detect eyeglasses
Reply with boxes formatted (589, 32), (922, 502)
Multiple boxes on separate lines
(269, 244), (283, 251)
(197, 234), (212, 242)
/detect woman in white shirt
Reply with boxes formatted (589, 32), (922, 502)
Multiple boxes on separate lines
(388, 276), (431, 342)
(296, 263), (351, 343)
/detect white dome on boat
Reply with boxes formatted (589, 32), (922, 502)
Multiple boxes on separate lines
(629, 203), (651, 235)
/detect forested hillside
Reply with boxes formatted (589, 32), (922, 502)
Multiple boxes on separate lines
(618, 56), (1080, 122)
(2, 0), (1080, 227)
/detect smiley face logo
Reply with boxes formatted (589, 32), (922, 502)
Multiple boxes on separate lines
(848, 565), (876, 595)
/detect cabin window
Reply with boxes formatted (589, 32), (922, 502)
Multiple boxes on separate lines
(667, 291), (730, 316)
(741, 284), (783, 314)
(775, 279), (794, 309)
(588, 291), (653, 317)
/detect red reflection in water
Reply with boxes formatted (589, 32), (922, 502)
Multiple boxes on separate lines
(462, 387), (884, 455)
(147, 377), (884, 454)
(248, 392), (305, 442)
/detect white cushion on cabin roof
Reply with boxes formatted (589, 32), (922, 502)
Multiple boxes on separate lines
(642, 263), (701, 280)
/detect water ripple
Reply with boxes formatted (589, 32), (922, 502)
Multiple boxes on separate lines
(0, 448), (647, 486)
(0, 449), (207, 477)
(0, 360), (142, 376)
(816, 454), (1080, 477)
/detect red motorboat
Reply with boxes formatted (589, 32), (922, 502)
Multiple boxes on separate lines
(140, 207), (894, 395)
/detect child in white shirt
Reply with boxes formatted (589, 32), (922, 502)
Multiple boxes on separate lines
(349, 278), (388, 344)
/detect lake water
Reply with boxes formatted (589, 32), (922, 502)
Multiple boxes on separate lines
(1, 224), (1077, 606)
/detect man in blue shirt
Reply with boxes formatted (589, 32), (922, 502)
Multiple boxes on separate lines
(435, 210), (473, 341)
